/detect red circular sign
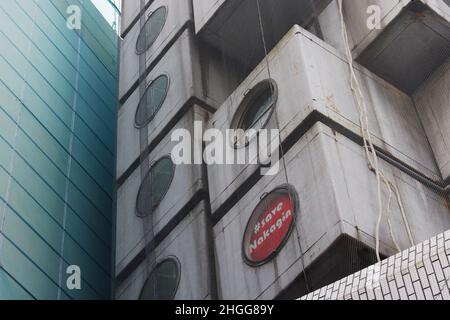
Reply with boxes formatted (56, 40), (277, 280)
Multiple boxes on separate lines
(243, 187), (297, 266)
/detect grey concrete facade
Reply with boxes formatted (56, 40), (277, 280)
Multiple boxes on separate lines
(119, 0), (193, 100)
(206, 25), (442, 215)
(116, 0), (450, 300)
(117, 29), (204, 177)
(414, 57), (450, 183)
(120, 0), (149, 35)
(116, 200), (214, 300)
(214, 123), (450, 299)
(116, 106), (210, 274)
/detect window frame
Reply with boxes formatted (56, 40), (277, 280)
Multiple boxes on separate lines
(135, 155), (175, 218)
(230, 79), (278, 149)
(138, 256), (181, 300)
(134, 74), (170, 129)
(135, 6), (168, 55)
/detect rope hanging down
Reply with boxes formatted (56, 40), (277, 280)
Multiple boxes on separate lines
(337, 0), (414, 261)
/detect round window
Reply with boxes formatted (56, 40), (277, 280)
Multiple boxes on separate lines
(139, 257), (180, 300)
(136, 6), (167, 55)
(231, 80), (277, 147)
(136, 156), (175, 217)
(242, 185), (297, 267)
(135, 74), (169, 128)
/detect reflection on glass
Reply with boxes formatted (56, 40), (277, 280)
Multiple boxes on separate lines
(136, 157), (175, 217)
(91, 0), (122, 33)
(241, 88), (274, 131)
(139, 258), (180, 300)
(136, 6), (167, 54)
(135, 75), (169, 128)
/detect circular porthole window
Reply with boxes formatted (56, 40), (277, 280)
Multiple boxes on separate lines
(136, 156), (175, 217)
(231, 79), (277, 148)
(139, 257), (180, 300)
(136, 6), (167, 55)
(135, 74), (169, 128)
(242, 185), (297, 267)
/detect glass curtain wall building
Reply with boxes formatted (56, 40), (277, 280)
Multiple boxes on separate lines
(0, 0), (118, 299)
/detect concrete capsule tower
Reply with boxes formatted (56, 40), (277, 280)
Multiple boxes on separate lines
(116, 0), (450, 300)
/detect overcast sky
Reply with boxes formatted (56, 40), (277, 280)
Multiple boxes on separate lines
(91, 0), (121, 32)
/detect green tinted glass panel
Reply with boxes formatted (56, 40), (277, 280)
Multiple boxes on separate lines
(1, 237), (59, 300)
(242, 88), (274, 130)
(0, 268), (33, 300)
(0, 0), (117, 299)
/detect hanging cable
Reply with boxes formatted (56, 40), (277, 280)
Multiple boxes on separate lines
(256, 0), (311, 293)
(337, 0), (414, 261)
(391, 181), (414, 246)
(386, 184), (401, 252)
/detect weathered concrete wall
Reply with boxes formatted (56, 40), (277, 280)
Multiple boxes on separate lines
(120, 0), (150, 34)
(192, 0), (224, 34)
(319, 0), (450, 57)
(301, 230), (450, 300)
(319, 0), (450, 93)
(117, 29), (203, 178)
(116, 106), (210, 274)
(115, 0), (450, 301)
(119, 0), (193, 100)
(197, 41), (246, 108)
(213, 123), (450, 300)
(207, 25), (440, 215)
(116, 200), (213, 300)
(413, 57), (450, 182)
(117, 27), (242, 178)
(193, 0), (331, 70)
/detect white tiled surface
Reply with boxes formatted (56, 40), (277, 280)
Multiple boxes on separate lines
(301, 230), (450, 300)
